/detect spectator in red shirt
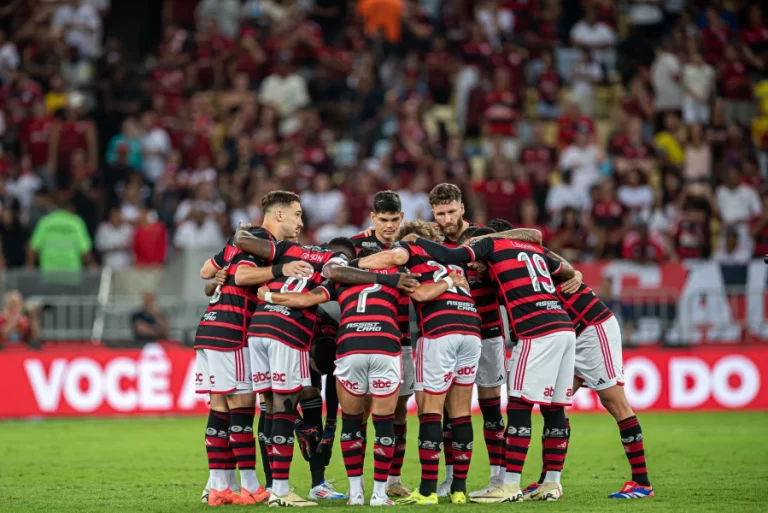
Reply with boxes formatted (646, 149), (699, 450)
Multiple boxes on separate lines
(718, 44), (754, 126)
(614, 116), (657, 178)
(48, 93), (98, 186)
(133, 207), (168, 266)
(536, 50), (562, 119)
(0, 290), (39, 349)
(557, 100), (595, 148)
(456, 23), (492, 132)
(622, 222), (666, 263)
(519, 198), (549, 242)
(490, 38), (525, 92)
(620, 75), (655, 126)
(473, 157), (531, 222)
(482, 66), (521, 159)
(741, 5), (768, 71)
(19, 100), (53, 173)
(425, 37), (456, 105)
(590, 179), (629, 259)
(520, 121), (557, 212)
(701, 8), (730, 65)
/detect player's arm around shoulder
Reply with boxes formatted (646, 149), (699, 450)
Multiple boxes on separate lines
(543, 247), (582, 294)
(259, 286), (330, 308)
(356, 246), (410, 269)
(488, 228), (543, 244)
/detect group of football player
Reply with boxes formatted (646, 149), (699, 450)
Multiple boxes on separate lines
(194, 183), (654, 507)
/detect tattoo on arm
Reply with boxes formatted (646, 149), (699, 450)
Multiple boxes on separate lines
(325, 265), (379, 285)
(234, 231), (274, 260)
(490, 228), (543, 244)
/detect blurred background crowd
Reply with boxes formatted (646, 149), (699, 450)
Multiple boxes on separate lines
(0, 0), (767, 277)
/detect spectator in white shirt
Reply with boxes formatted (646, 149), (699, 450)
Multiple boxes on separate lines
(713, 226), (751, 264)
(96, 208), (133, 269)
(570, 6), (617, 67)
(398, 173), (432, 221)
(196, 0), (241, 39)
(570, 48), (603, 118)
(650, 39), (681, 127)
(314, 209), (360, 244)
(174, 182), (225, 226)
(259, 57), (309, 136)
(0, 30), (19, 85)
(302, 173), (345, 228)
(682, 51), (715, 124)
(716, 165), (762, 256)
(173, 208), (225, 250)
(546, 169), (591, 223)
(559, 128), (603, 198)
(53, 0), (103, 60)
(618, 169), (655, 224)
(140, 111), (171, 184)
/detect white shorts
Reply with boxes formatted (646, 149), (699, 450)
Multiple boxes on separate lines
(415, 334), (482, 395)
(476, 336), (507, 388)
(248, 337), (312, 394)
(575, 316), (624, 391)
(195, 347), (252, 395)
(399, 345), (415, 397)
(334, 352), (402, 397)
(507, 331), (576, 405)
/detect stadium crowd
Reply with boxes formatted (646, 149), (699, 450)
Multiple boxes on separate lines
(0, 0), (767, 272)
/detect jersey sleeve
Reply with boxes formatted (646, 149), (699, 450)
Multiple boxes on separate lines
(272, 240), (296, 261)
(210, 247), (226, 269)
(231, 250), (266, 268)
(545, 254), (564, 276)
(321, 251), (349, 277)
(466, 237), (494, 261)
(413, 238), (474, 264)
(317, 279), (336, 302)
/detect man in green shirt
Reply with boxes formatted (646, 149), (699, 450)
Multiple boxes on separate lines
(27, 200), (93, 271)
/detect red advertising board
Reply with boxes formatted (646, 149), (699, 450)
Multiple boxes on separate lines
(0, 343), (765, 418)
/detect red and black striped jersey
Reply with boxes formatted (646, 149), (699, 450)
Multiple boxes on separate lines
(351, 231), (391, 252)
(247, 241), (348, 351)
(326, 265), (408, 358)
(352, 232), (412, 347)
(468, 238), (574, 339)
(466, 268), (503, 340)
(194, 227), (274, 351)
(555, 282), (614, 337)
(392, 241), (481, 339)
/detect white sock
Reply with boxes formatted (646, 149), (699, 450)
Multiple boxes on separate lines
(272, 479), (289, 496)
(373, 480), (387, 497)
(349, 476), (364, 496)
(490, 465), (500, 479)
(496, 467), (506, 483)
(544, 471), (561, 484)
(240, 469), (260, 492)
(211, 469), (228, 490)
(386, 475), (401, 487)
(227, 469), (240, 491)
(444, 465), (454, 481)
(205, 476), (212, 493)
(504, 472), (521, 485)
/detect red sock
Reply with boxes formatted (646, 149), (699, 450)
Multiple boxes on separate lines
(341, 412), (364, 478)
(271, 412), (297, 483)
(372, 414), (395, 485)
(505, 399), (533, 476)
(206, 410), (236, 477)
(442, 416), (453, 471)
(618, 416), (650, 486)
(229, 407), (256, 471)
(449, 416), (473, 493)
(418, 413), (442, 496)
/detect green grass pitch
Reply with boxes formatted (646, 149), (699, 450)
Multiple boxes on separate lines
(1, 412), (766, 512)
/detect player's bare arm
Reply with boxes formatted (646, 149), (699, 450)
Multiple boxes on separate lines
(200, 258), (219, 279)
(324, 264), (420, 292)
(554, 260), (576, 281)
(484, 228), (543, 244)
(233, 229), (276, 260)
(544, 248), (583, 294)
(234, 261), (313, 286)
(355, 248), (409, 269)
(408, 271), (468, 302)
(204, 268), (228, 296)
(258, 287), (329, 309)
(411, 238), (474, 266)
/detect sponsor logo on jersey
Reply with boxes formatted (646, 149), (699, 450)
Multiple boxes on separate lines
(446, 300), (477, 312)
(253, 372), (270, 383)
(372, 379), (392, 389)
(456, 366), (476, 376)
(203, 312), (217, 321)
(347, 322), (382, 332)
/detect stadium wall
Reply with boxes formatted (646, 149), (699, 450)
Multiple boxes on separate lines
(0, 343), (765, 418)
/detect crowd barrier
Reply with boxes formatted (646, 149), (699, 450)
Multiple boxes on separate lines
(0, 342), (764, 419)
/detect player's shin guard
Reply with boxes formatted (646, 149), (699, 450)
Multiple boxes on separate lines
(271, 411), (298, 496)
(618, 416), (650, 486)
(257, 406), (273, 488)
(449, 416), (473, 493)
(372, 414), (396, 497)
(540, 405), (568, 483)
(341, 412), (364, 496)
(539, 416), (569, 484)
(442, 412), (454, 480)
(206, 410), (236, 490)
(418, 413), (443, 496)
(504, 398), (533, 484)
(300, 397), (325, 487)
(230, 407), (260, 492)
(389, 423), (407, 480)
(479, 397), (505, 479)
